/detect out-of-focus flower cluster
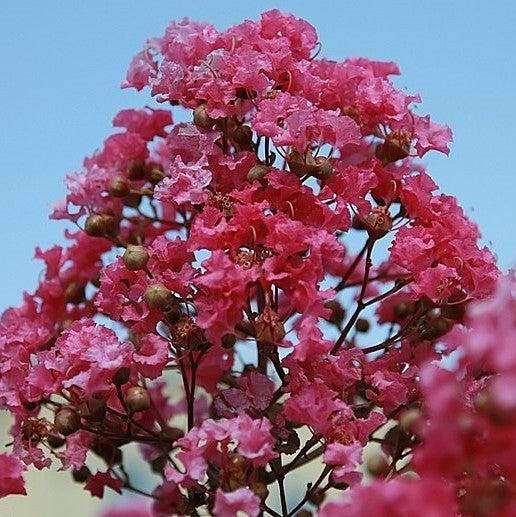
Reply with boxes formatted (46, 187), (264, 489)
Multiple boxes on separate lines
(0, 9), (510, 517)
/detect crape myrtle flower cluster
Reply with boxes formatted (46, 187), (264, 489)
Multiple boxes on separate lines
(0, 9), (509, 517)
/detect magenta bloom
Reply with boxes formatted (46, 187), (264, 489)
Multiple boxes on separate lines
(1, 8), (512, 517)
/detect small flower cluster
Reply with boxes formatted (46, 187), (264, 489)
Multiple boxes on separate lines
(0, 10), (509, 517)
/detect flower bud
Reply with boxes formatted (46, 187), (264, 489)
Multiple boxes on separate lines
(159, 426), (184, 442)
(394, 301), (412, 319)
(440, 302), (467, 321)
(222, 333), (237, 349)
(112, 366), (130, 386)
(193, 104), (214, 129)
(126, 386), (151, 413)
(255, 307), (286, 343)
(72, 466), (91, 483)
(123, 192), (142, 208)
(150, 455), (167, 474)
(90, 272), (101, 288)
(363, 207), (392, 239)
(47, 433), (66, 449)
(314, 156), (333, 179)
(247, 164), (269, 182)
(287, 150), (317, 176)
(84, 214), (106, 236)
(375, 138), (410, 165)
(108, 176), (131, 197)
(419, 314), (453, 340)
(355, 318), (370, 333)
(91, 438), (123, 464)
(144, 283), (172, 309)
(147, 167), (166, 185)
(126, 160), (146, 180)
(232, 125), (253, 147)
(64, 281), (86, 305)
(78, 396), (106, 422)
(123, 244), (149, 271)
(164, 303), (182, 325)
(324, 300), (346, 327)
(85, 213), (117, 237)
(352, 214), (366, 230)
(308, 489), (327, 507)
(294, 511), (312, 517)
(474, 390), (514, 425)
(365, 452), (390, 478)
(249, 481), (269, 500)
(54, 407), (81, 436)
(399, 407), (422, 434)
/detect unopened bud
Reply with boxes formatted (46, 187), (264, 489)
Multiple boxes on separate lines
(47, 433), (66, 449)
(365, 452), (390, 478)
(314, 156), (333, 179)
(249, 481), (269, 500)
(232, 125), (253, 147)
(147, 167), (165, 185)
(123, 245), (149, 271)
(394, 301), (411, 319)
(255, 307), (286, 343)
(144, 283), (172, 309)
(54, 407), (81, 436)
(419, 315), (453, 340)
(159, 426), (184, 442)
(222, 333), (237, 349)
(72, 465), (91, 483)
(126, 386), (151, 413)
(112, 367), (130, 386)
(308, 489), (327, 507)
(151, 455), (167, 474)
(247, 164), (269, 182)
(440, 302), (467, 321)
(363, 207), (392, 239)
(474, 391), (514, 425)
(193, 104), (214, 129)
(64, 282), (85, 305)
(91, 438), (122, 464)
(84, 214), (106, 237)
(126, 160), (146, 180)
(294, 511), (312, 517)
(287, 150), (317, 176)
(164, 304), (182, 325)
(375, 138), (410, 165)
(85, 213), (117, 237)
(108, 176), (131, 197)
(399, 407), (422, 434)
(355, 318), (370, 333)
(123, 192), (142, 208)
(352, 214), (366, 231)
(78, 396), (106, 422)
(324, 300), (346, 327)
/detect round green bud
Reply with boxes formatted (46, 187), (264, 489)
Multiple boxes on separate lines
(123, 244), (149, 271)
(144, 283), (172, 309)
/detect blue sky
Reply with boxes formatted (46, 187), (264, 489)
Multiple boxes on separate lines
(1, 0), (515, 310)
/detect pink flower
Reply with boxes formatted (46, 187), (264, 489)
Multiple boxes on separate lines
(323, 441), (363, 486)
(84, 471), (123, 499)
(112, 107), (172, 141)
(213, 487), (261, 517)
(231, 414), (277, 467)
(283, 383), (347, 435)
(100, 502), (152, 517)
(320, 477), (457, 517)
(154, 157), (212, 206)
(132, 334), (169, 379)
(44, 319), (133, 395)
(0, 454), (26, 498)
